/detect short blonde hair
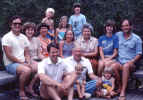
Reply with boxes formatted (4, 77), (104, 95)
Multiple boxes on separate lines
(45, 8), (55, 14)
(103, 67), (113, 75)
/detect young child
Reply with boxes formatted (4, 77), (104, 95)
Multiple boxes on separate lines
(41, 8), (55, 25)
(95, 67), (117, 99)
(75, 63), (88, 99)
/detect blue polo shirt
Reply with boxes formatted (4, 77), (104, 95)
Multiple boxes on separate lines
(116, 31), (142, 64)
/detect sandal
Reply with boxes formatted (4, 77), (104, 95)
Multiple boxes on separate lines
(118, 96), (126, 100)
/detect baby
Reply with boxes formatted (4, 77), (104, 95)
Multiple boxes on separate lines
(95, 67), (117, 98)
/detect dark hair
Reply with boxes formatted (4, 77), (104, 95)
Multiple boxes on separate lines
(121, 18), (132, 26)
(22, 22), (36, 34)
(104, 19), (116, 33)
(9, 15), (22, 26)
(73, 2), (81, 9)
(36, 23), (49, 36)
(63, 29), (75, 41)
(37, 23), (49, 32)
(47, 42), (59, 52)
(82, 23), (93, 34)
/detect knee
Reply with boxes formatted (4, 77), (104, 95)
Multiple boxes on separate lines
(123, 64), (130, 70)
(76, 80), (80, 84)
(98, 60), (105, 68)
(82, 81), (86, 85)
(23, 67), (31, 74)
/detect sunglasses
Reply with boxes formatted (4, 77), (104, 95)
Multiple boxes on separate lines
(12, 22), (22, 26)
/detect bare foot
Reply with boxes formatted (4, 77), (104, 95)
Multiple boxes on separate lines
(25, 87), (38, 97)
(19, 91), (29, 100)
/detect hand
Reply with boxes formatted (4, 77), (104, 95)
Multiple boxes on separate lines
(104, 57), (112, 61)
(127, 60), (134, 66)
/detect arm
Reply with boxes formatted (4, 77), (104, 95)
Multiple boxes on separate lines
(47, 31), (54, 37)
(38, 73), (61, 87)
(82, 47), (98, 58)
(89, 73), (99, 80)
(63, 72), (78, 89)
(3, 46), (24, 64)
(99, 47), (105, 60)
(106, 48), (118, 60)
(24, 47), (31, 64)
(128, 54), (142, 66)
(110, 78), (115, 91)
(59, 41), (64, 58)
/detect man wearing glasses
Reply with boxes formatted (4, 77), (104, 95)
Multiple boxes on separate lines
(2, 15), (31, 100)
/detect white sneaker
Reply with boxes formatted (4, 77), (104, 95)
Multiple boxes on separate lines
(84, 92), (91, 99)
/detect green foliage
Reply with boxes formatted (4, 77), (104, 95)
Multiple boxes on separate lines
(0, 0), (143, 38)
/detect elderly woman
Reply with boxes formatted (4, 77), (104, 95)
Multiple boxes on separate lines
(37, 23), (51, 57)
(98, 19), (118, 77)
(75, 24), (98, 73)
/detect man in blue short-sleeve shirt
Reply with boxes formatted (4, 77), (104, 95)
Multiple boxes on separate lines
(115, 19), (142, 100)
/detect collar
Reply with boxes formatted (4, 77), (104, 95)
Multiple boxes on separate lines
(122, 32), (133, 40)
(70, 56), (84, 63)
(81, 36), (92, 42)
(10, 31), (21, 37)
(47, 57), (63, 65)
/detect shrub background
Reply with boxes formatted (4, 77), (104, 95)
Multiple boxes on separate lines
(0, 0), (143, 38)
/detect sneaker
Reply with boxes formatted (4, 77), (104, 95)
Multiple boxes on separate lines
(84, 92), (91, 99)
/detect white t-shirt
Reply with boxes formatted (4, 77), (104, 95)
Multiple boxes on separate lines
(38, 57), (70, 83)
(64, 56), (93, 74)
(2, 31), (30, 66)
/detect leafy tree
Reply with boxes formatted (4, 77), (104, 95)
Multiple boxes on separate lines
(0, 0), (143, 38)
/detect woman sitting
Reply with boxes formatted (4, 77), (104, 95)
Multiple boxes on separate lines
(59, 30), (75, 58)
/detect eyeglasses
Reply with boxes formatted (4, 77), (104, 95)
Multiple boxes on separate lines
(12, 22), (22, 26)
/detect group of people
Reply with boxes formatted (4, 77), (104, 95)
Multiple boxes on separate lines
(1, 2), (142, 100)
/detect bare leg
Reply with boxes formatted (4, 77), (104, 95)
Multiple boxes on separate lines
(120, 63), (131, 97)
(26, 74), (39, 96)
(76, 81), (82, 98)
(81, 80), (86, 97)
(90, 59), (98, 74)
(111, 62), (122, 92)
(98, 60), (105, 77)
(68, 87), (74, 100)
(29, 60), (38, 73)
(16, 64), (31, 97)
(40, 84), (61, 100)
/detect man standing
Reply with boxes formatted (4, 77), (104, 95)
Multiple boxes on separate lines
(38, 42), (75, 100)
(114, 19), (142, 100)
(69, 3), (86, 39)
(2, 15), (31, 99)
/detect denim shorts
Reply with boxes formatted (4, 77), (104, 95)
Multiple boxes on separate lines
(5, 63), (20, 75)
